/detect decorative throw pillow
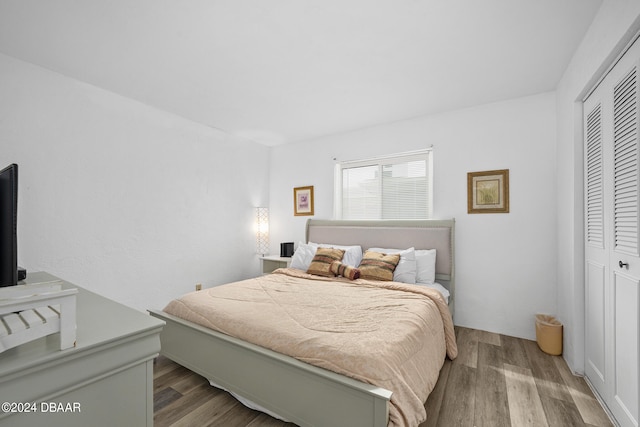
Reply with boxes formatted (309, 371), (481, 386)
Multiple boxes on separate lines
(311, 242), (363, 267)
(367, 247), (417, 284)
(306, 247), (345, 277)
(359, 251), (401, 281)
(330, 261), (361, 280)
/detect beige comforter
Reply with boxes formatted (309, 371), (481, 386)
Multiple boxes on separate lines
(163, 268), (457, 427)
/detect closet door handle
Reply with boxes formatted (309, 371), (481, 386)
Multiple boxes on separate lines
(619, 261), (629, 269)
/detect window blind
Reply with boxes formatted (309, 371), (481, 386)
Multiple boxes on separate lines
(335, 150), (432, 220)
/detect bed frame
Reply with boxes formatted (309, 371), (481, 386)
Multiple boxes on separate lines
(149, 218), (455, 427)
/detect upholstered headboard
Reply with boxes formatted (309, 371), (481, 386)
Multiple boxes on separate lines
(305, 219), (455, 317)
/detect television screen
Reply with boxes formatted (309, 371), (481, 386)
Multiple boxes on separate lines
(0, 163), (18, 287)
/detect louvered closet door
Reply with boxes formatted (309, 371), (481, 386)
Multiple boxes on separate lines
(584, 92), (609, 401)
(584, 36), (640, 427)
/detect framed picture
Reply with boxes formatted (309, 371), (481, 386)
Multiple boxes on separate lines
(467, 169), (509, 214)
(294, 186), (314, 216)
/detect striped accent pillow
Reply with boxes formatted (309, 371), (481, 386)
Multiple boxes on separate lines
(330, 261), (361, 280)
(359, 251), (401, 281)
(306, 247), (345, 277)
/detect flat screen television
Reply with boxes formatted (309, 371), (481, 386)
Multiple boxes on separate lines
(0, 163), (19, 287)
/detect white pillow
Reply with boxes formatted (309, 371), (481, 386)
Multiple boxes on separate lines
(415, 249), (436, 284)
(367, 247), (417, 284)
(419, 282), (450, 303)
(311, 242), (363, 267)
(290, 242), (318, 270)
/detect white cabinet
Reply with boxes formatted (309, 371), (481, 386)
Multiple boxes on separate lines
(0, 272), (164, 427)
(584, 37), (640, 427)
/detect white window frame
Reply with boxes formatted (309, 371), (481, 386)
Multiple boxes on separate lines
(334, 149), (433, 220)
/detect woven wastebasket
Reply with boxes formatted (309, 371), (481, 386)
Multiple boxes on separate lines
(535, 314), (563, 355)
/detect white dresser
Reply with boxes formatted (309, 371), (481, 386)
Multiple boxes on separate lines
(0, 272), (164, 427)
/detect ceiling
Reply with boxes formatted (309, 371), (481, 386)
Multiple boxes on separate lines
(0, 0), (602, 146)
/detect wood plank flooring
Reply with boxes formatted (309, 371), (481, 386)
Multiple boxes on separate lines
(153, 327), (613, 426)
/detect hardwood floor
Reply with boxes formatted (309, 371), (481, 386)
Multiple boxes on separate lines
(153, 327), (613, 426)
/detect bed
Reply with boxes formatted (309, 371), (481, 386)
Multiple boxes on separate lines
(149, 219), (457, 427)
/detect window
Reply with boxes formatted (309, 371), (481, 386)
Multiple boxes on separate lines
(334, 150), (432, 219)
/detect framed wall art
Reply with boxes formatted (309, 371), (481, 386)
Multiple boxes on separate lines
(467, 169), (509, 214)
(294, 186), (314, 216)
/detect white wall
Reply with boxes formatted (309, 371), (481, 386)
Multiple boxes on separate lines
(270, 92), (557, 340)
(556, 1), (640, 373)
(0, 53), (270, 312)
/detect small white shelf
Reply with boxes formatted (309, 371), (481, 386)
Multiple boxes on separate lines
(0, 280), (77, 353)
(259, 255), (292, 274)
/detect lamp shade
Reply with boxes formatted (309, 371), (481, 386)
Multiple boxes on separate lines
(255, 207), (269, 255)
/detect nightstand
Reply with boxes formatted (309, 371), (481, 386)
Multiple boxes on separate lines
(260, 255), (292, 274)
